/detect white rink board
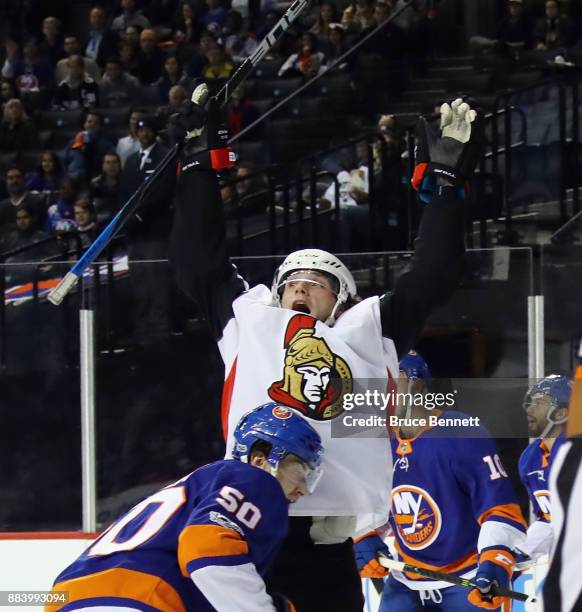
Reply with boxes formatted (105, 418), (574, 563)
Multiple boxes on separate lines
(0, 536), (95, 610)
(0, 536), (547, 611)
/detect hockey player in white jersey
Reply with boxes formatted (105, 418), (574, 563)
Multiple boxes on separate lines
(169, 88), (484, 611)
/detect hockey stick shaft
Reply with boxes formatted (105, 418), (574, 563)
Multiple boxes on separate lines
(377, 555), (534, 603)
(47, 0), (311, 306)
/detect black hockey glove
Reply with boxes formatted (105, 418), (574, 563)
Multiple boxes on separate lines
(411, 98), (484, 203)
(169, 83), (235, 172)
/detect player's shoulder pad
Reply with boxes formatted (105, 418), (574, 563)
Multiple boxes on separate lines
(518, 438), (541, 470)
(211, 459), (288, 511)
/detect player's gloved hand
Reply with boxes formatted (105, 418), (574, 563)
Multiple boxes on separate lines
(467, 547), (515, 610)
(169, 82), (235, 172)
(411, 97), (484, 203)
(353, 531), (391, 578)
(271, 592), (296, 612)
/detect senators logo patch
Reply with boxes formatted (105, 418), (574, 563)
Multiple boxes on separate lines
(268, 314), (352, 421)
(391, 485), (442, 550)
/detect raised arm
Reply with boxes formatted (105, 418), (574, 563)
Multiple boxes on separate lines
(380, 99), (483, 358)
(169, 86), (247, 340)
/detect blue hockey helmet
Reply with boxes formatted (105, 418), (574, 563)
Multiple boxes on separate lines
(399, 350), (431, 383)
(523, 375), (572, 413)
(232, 403), (324, 490)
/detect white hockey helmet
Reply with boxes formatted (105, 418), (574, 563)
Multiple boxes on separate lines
(271, 249), (357, 325)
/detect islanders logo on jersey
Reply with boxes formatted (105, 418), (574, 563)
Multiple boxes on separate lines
(391, 485), (442, 550)
(268, 314), (352, 421)
(534, 489), (552, 520)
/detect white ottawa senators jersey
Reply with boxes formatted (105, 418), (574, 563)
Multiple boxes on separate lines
(219, 285), (399, 520)
(389, 411), (527, 590)
(48, 460), (288, 612)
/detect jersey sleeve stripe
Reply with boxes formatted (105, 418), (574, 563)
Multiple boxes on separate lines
(220, 356), (238, 441)
(477, 503), (527, 529)
(48, 568), (185, 612)
(178, 524), (249, 577)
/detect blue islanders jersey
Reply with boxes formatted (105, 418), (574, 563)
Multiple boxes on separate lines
(48, 460), (288, 611)
(389, 411), (527, 590)
(518, 433), (566, 522)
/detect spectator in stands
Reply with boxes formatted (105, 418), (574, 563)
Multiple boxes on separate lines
(0, 99), (39, 153)
(121, 115), (175, 344)
(222, 162), (269, 217)
(203, 0), (227, 31)
(64, 110), (114, 180)
(0, 78), (19, 115)
(187, 30), (215, 77)
(74, 199), (98, 247)
(361, 1), (405, 59)
(341, 0), (375, 36)
(25, 152), (64, 193)
(0, 202), (56, 284)
(45, 176), (81, 235)
(321, 23), (349, 66)
(124, 24), (144, 48)
(56, 35), (102, 84)
(119, 40), (141, 76)
(135, 29), (164, 85)
(90, 152), (122, 224)
(116, 108), (146, 166)
(534, 0), (574, 51)
(469, 0), (532, 57)
(85, 6), (120, 70)
(0, 203), (48, 252)
(173, 0), (203, 47)
(0, 167), (47, 231)
(279, 32), (326, 79)
(53, 55), (100, 110)
(310, 2), (338, 38)
(39, 16), (65, 68)
(100, 56), (140, 108)
(157, 84), (188, 124)
(223, 11), (258, 63)
(227, 83), (259, 137)
(112, 0), (151, 33)
(203, 41), (235, 83)
(2, 40), (53, 93)
(155, 55), (192, 104)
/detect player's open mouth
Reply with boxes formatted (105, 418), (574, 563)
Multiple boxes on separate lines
(292, 301), (311, 314)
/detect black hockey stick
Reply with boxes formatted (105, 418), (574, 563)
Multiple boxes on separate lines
(377, 554), (535, 603)
(47, 0), (311, 306)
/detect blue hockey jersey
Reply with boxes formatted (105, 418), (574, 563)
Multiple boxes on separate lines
(389, 411), (527, 590)
(518, 433), (566, 522)
(47, 460), (288, 611)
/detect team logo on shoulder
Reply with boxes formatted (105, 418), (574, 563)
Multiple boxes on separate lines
(391, 485), (442, 550)
(267, 315), (352, 421)
(272, 406), (293, 419)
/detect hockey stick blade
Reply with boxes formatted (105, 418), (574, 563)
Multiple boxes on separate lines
(47, 0), (311, 306)
(377, 554), (535, 603)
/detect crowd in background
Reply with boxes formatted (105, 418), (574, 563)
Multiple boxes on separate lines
(1, 0), (582, 263)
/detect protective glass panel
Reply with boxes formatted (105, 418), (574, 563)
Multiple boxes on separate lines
(94, 248), (533, 528)
(540, 211), (582, 374)
(0, 260), (82, 531)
